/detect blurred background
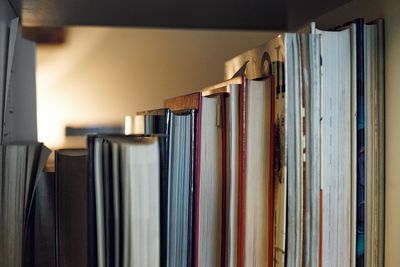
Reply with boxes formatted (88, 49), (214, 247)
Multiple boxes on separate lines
(36, 27), (276, 150)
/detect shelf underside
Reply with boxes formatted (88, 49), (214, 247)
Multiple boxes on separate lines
(13, 0), (350, 30)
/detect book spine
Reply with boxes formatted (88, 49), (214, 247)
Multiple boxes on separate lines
(87, 135), (98, 267)
(187, 110), (196, 267)
(238, 76), (247, 267)
(193, 97), (202, 267)
(355, 19), (365, 267)
(221, 95), (227, 267)
(55, 151), (60, 267)
(160, 114), (170, 267)
(268, 76), (276, 267)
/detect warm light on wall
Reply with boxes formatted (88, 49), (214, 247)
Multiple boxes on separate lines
(36, 27), (274, 149)
(36, 57), (68, 149)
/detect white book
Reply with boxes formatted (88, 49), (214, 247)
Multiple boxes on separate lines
(121, 138), (160, 267)
(284, 32), (321, 267)
(225, 84), (240, 267)
(198, 94), (223, 267)
(224, 32), (321, 267)
(316, 27), (352, 267)
(95, 136), (161, 267)
(243, 79), (271, 266)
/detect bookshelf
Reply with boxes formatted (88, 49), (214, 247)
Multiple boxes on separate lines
(3, 0), (400, 266)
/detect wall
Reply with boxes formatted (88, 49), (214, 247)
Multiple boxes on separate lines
(316, 0), (400, 265)
(36, 28), (276, 149)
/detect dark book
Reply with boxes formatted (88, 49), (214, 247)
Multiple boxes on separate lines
(101, 141), (112, 267)
(55, 149), (88, 267)
(87, 136), (98, 267)
(0, 143), (50, 267)
(34, 171), (56, 267)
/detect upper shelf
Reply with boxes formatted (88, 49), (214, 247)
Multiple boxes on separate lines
(13, 0), (349, 30)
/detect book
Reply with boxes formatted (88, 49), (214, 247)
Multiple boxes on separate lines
(308, 18), (385, 267)
(0, 5), (17, 139)
(165, 90), (222, 267)
(197, 92), (223, 267)
(166, 109), (196, 267)
(273, 33), (321, 267)
(242, 79), (271, 266)
(33, 171), (56, 267)
(224, 82), (240, 267)
(165, 78), (243, 267)
(137, 109), (172, 267)
(88, 135), (161, 267)
(138, 108), (196, 267)
(55, 149), (88, 267)
(225, 32), (322, 267)
(314, 25), (353, 267)
(87, 135), (98, 267)
(0, 143), (50, 267)
(309, 19), (386, 267)
(2, 17), (37, 144)
(364, 18), (385, 267)
(335, 18), (366, 267)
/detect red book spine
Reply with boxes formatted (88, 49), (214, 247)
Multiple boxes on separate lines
(238, 77), (247, 267)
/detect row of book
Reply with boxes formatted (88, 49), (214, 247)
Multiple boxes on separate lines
(47, 18), (383, 267)
(0, 18), (384, 267)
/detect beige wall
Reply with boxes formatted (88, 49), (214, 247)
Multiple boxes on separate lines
(316, 0), (400, 265)
(384, 1), (400, 264)
(36, 28), (276, 149)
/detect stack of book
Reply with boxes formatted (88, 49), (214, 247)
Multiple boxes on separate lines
(8, 18), (384, 267)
